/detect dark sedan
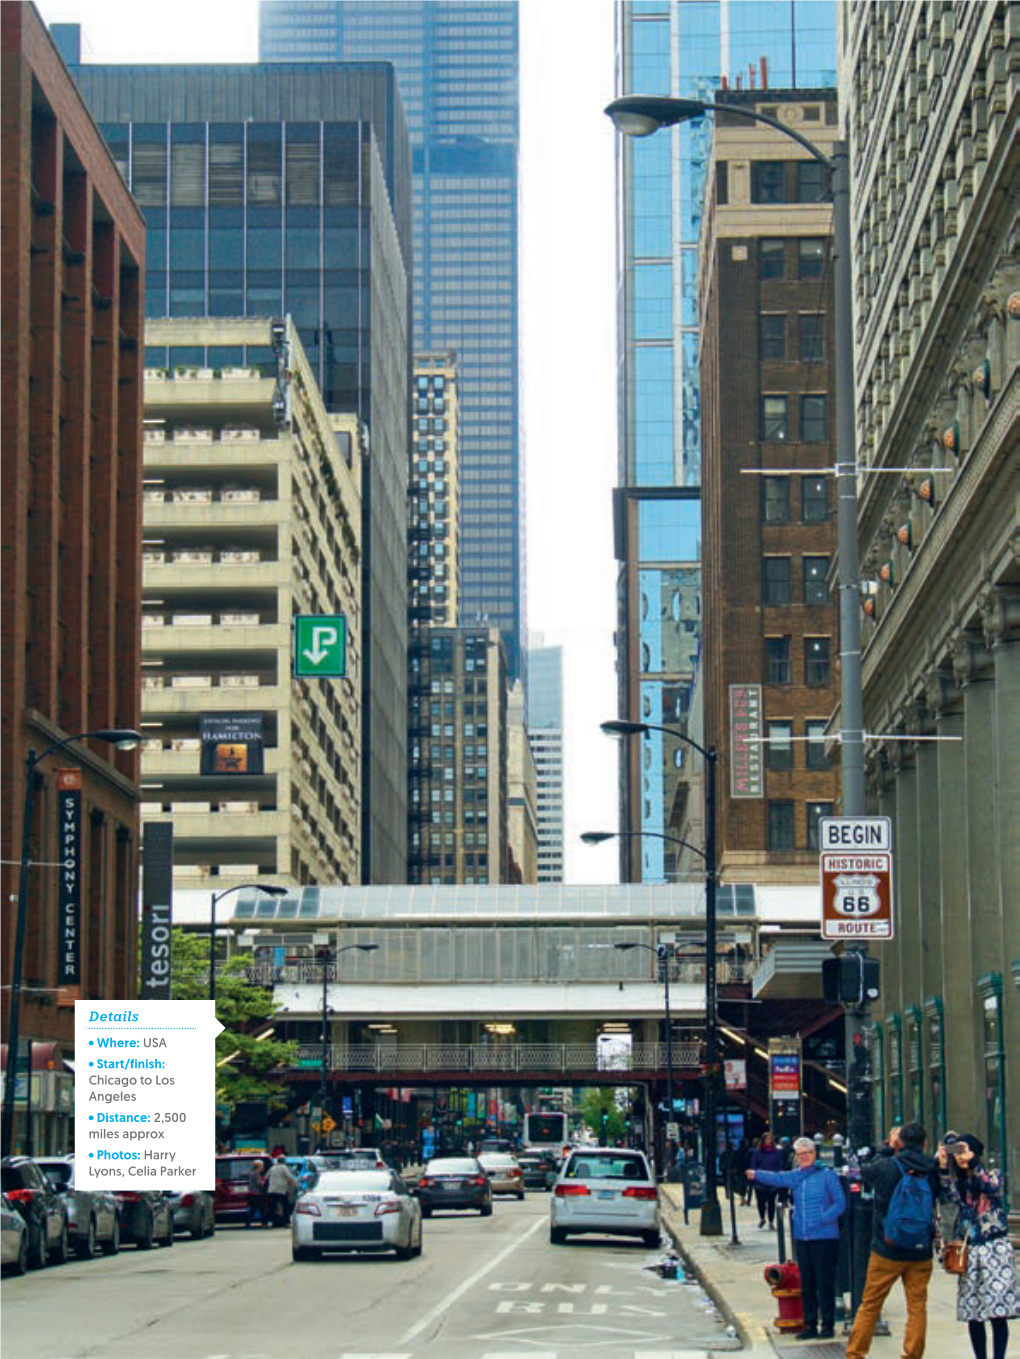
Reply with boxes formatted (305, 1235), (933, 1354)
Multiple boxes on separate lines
(113, 1190), (174, 1249)
(518, 1151), (559, 1191)
(416, 1157), (492, 1217)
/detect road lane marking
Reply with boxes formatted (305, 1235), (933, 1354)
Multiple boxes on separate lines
(399, 1215), (546, 1344)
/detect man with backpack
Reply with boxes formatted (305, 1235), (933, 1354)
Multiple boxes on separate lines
(846, 1122), (945, 1359)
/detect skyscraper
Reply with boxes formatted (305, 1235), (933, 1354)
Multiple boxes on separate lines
(260, 1), (525, 681)
(613, 0), (836, 883)
(527, 638), (564, 883)
(70, 61), (413, 885)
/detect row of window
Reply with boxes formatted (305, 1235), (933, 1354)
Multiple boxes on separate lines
(768, 800), (835, 851)
(762, 394), (827, 443)
(761, 313), (826, 362)
(764, 720), (832, 772)
(752, 159), (829, 207)
(760, 238), (826, 280)
(763, 475), (829, 524)
(766, 636), (831, 687)
(763, 555), (831, 607)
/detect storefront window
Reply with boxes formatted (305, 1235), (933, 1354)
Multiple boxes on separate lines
(871, 1021), (886, 1143)
(888, 1015), (903, 1125)
(906, 1006), (924, 1127)
(979, 974), (1006, 1195)
(925, 998), (946, 1144)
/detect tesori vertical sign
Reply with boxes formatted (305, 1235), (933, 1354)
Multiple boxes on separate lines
(140, 822), (174, 999)
(55, 770), (83, 985)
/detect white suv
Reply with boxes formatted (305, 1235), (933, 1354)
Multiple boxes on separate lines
(550, 1147), (660, 1246)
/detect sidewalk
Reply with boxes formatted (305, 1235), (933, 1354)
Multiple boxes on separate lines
(659, 1190), (966, 1359)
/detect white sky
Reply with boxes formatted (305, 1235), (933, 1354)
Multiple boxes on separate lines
(37, 0), (621, 885)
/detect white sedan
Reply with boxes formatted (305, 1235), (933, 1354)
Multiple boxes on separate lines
(291, 1169), (422, 1262)
(550, 1148), (660, 1246)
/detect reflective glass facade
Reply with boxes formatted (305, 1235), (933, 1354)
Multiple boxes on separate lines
(615, 1), (836, 881)
(260, 1), (524, 682)
(73, 65), (413, 886)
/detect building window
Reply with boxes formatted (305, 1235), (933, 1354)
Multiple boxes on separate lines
(752, 160), (786, 204)
(796, 160), (827, 203)
(806, 801), (834, 850)
(760, 239), (785, 279)
(766, 720), (793, 771)
(762, 396), (789, 441)
(926, 999), (946, 1145)
(763, 476), (790, 524)
(766, 636), (792, 685)
(763, 557), (791, 606)
(871, 1022), (887, 1147)
(805, 636), (831, 685)
(802, 475), (829, 521)
(888, 1017), (904, 1124)
(800, 314), (825, 361)
(760, 314), (787, 360)
(805, 720), (831, 770)
(768, 800), (795, 850)
(799, 239), (825, 279)
(803, 555), (830, 605)
(906, 1006), (924, 1126)
(801, 395), (828, 442)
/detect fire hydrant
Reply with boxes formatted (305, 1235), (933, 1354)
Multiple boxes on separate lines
(763, 1259), (804, 1333)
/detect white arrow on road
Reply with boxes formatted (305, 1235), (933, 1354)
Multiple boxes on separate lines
(303, 624), (338, 664)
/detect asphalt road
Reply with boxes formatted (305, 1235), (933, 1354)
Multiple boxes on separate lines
(1, 1194), (740, 1359)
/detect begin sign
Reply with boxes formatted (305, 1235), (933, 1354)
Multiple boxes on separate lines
(819, 817), (894, 940)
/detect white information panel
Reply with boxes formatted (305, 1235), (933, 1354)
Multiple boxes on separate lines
(75, 1000), (223, 1190)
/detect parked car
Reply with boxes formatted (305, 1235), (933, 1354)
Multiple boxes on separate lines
(1, 1193), (28, 1275)
(113, 1190), (174, 1249)
(518, 1150), (560, 1191)
(214, 1153), (271, 1222)
(479, 1151), (525, 1199)
(549, 1147), (660, 1246)
(36, 1156), (120, 1259)
(415, 1157), (492, 1217)
(0, 1156), (68, 1268)
(292, 1169), (422, 1262)
(165, 1188), (215, 1239)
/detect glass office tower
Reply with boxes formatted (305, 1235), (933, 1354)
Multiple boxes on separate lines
(260, 1), (524, 682)
(614, 0), (836, 882)
(71, 62), (413, 885)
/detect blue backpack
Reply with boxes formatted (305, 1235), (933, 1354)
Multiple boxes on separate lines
(883, 1161), (935, 1250)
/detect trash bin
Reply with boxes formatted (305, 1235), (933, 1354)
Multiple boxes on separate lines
(682, 1163), (706, 1211)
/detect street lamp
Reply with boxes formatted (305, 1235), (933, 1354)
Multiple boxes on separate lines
(315, 942), (379, 1145)
(208, 884), (287, 1003)
(601, 717), (723, 1236)
(614, 940), (675, 1162)
(581, 828), (707, 875)
(2, 727), (142, 1159)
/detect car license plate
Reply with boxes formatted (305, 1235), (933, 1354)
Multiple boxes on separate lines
(597, 1190), (614, 1200)
(442, 1181), (459, 1190)
(332, 1205), (359, 1216)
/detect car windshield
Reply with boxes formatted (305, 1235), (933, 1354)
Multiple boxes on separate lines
(481, 1154), (516, 1167)
(37, 1162), (73, 1188)
(426, 1158), (479, 1174)
(565, 1155), (650, 1181)
(215, 1159), (264, 1182)
(314, 1171), (392, 1194)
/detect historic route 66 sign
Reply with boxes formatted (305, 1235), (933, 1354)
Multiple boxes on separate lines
(820, 853), (894, 939)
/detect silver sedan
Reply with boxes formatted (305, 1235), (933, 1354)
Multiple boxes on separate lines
(291, 1169), (422, 1262)
(36, 1157), (120, 1259)
(479, 1152), (526, 1199)
(1, 1193), (28, 1275)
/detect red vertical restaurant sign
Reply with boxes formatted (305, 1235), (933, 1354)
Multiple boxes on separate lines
(729, 684), (763, 798)
(55, 769), (83, 985)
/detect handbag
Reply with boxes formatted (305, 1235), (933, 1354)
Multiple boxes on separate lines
(942, 1240), (968, 1275)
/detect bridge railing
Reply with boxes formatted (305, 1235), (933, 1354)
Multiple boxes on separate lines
(242, 959), (750, 988)
(290, 1041), (704, 1075)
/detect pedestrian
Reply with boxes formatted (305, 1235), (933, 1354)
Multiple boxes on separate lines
(845, 1121), (945, 1359)
(938, 1133), (1017, 1359)
(750, 1131), (784, 1228)
(265, 1155), (299, 1227)
(747, 1135), (846, 1340)
(245, 1159), (265, 1227)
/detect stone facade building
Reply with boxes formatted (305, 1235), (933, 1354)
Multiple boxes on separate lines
(841, 0), (1018, 1188)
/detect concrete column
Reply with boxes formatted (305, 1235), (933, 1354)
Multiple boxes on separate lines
(954, 630), (999, 1135)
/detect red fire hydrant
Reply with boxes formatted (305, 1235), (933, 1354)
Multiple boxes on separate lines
(763, 1259), (804, 1333)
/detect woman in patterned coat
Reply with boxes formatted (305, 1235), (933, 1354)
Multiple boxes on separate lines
(938, 1133), (1018, 1359)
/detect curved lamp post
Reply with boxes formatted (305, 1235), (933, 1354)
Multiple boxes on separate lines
(316, 942), (379, 1144)
(581, 828), (707, 875)
(2, 728), (142, 1158)
(613, 939), (676, 1161)
(209, 884), (287, 1004)
(601, 717), (722, 1235)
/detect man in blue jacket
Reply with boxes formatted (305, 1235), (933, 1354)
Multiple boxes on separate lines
(748, 1135), (846, 1340)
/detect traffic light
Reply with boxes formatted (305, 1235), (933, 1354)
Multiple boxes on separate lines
(823, 954), (880, 1004)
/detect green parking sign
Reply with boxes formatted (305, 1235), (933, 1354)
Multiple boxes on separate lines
(293, 615), (347, 678)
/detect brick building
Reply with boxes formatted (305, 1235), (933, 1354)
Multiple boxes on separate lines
(1, 1), (146, 1088)
(698, 91), (841, 883)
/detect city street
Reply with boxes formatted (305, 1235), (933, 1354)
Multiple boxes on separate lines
(2, 1194), (738, 1359)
